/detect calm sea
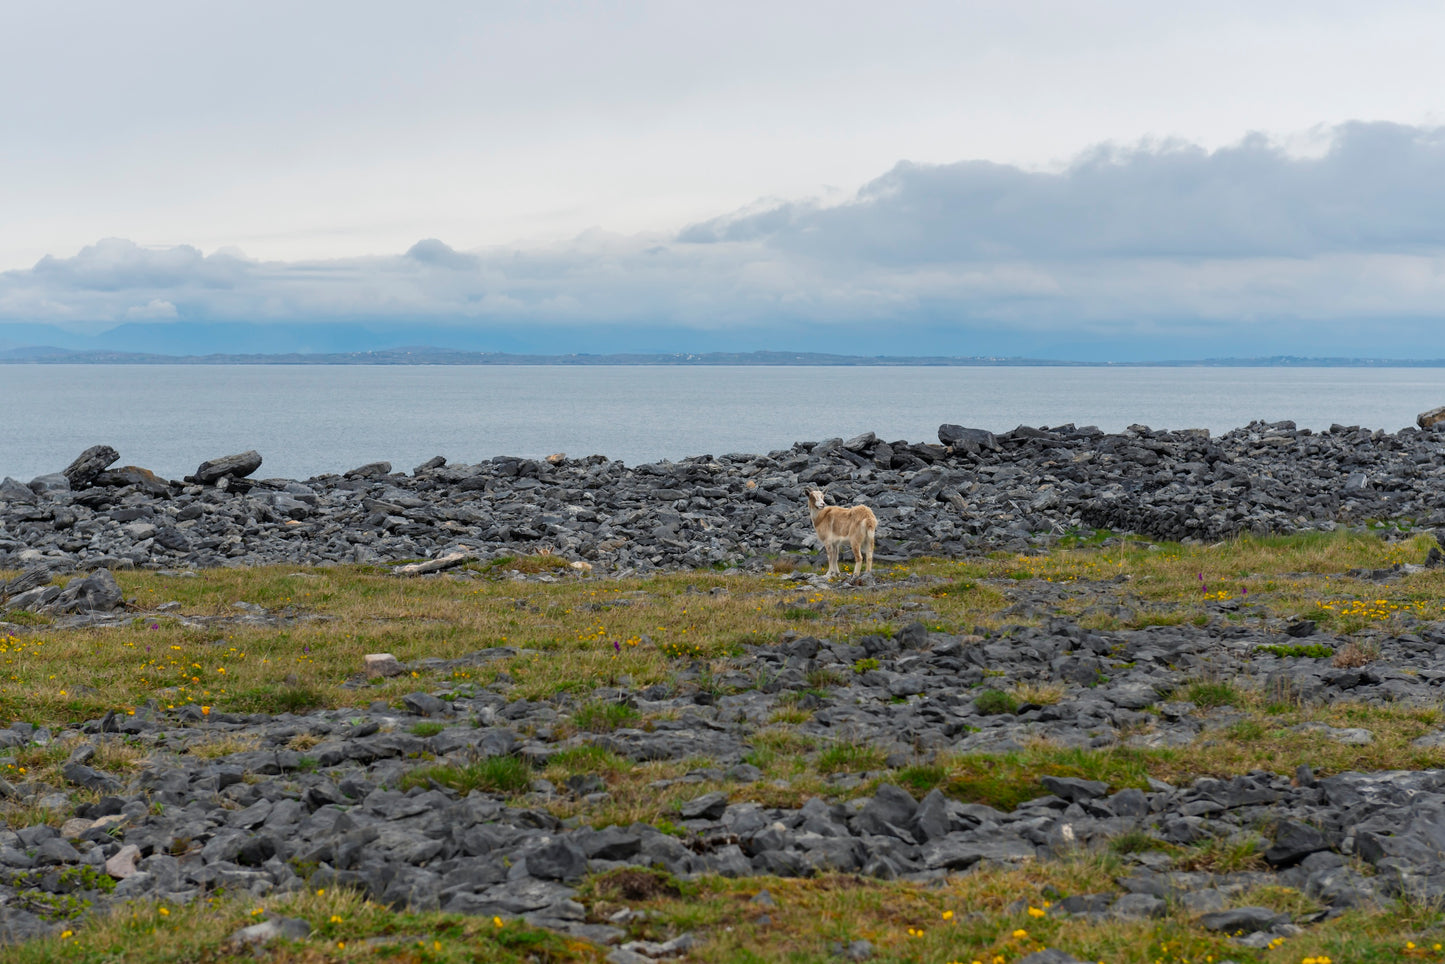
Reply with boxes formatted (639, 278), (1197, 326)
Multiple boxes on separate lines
(3, 365), (1444, 482)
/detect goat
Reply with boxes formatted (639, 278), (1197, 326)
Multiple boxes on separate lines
(804, 486), (877, 579)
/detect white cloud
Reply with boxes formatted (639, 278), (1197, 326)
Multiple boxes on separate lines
(8, 3), (1445, 273)
(4, 123), (1445, 357)
(124, 299), (178, 320)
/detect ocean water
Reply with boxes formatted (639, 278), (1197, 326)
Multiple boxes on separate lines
(3, 364), (1445, 482)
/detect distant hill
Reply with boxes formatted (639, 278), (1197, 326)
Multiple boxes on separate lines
(2, 345), (1445, 366)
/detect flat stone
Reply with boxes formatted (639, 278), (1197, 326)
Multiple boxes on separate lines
(1040, 775), (1109, 802)
(229, 916), (312, 946)
(1109, 893), (1166, 919)
(365, 653), (405, 678)
(190, 450), (263, 485)
(678, 791), (728, 821)
(1297, 723), (1373, 746)
(1198, 906), (1289, 934)
(1018, 951), (1088, 964)
(106, 844), (142, 879)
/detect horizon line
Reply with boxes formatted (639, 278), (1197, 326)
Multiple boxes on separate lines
(2, 346), (1445, 367)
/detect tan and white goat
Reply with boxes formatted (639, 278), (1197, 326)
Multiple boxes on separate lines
(804, 487), (877, 579)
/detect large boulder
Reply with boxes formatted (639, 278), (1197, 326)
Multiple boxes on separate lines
(345, 461), (392, 479)
(1, 566), (53, 600)
(1420, 406), (1445, 430)
(27, 473), (70, 498)
(63, 445), (120, 488)
(45, 569), (124, 614)
(0, 478), (37, 504)
(188, 451), (263, 485)
(938, 424), (1000, 455)
(94, 466), (172, 497)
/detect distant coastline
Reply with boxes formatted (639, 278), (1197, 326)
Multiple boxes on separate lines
(3, 346), (1445, 367)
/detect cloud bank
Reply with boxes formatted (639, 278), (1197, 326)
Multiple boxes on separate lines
(6, 122), (1445, 359)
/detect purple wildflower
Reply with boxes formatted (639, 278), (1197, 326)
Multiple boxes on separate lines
(613, 640), (621, 654)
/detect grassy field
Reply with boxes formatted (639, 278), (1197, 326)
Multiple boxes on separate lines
(5, 530), (1445, 962)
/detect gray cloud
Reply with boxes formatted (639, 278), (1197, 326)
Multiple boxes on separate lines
(680, 122), (1445, 260)
(5, 123), (1445, 358)
(405, 239), (481, 270)
(28, 239), (246, 292)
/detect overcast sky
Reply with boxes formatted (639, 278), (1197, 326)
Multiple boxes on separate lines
(5, 2), (1445, 357)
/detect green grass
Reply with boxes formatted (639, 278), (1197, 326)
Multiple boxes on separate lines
(5, 530), (1445, 961)
(975, 689), (1020, 716)
(894, 762), (949, 795)
(545, 745), (632, 778)
(398, 756), (533, 795)
(573, 700), (641, 732)
(1256, 643), (1334, 659)
(229, 684), (328, 715)
(1182, 680), (1240, 709)
(4, 888), (591, 963)
(815, 742), (887, 775)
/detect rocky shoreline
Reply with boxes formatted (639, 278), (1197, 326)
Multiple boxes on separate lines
(2, 418), (1444, 578)
(4, 421), (1445, 958)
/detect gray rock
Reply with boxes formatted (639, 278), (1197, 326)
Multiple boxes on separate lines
(938, 424), (1000, 454)
(28, 473), (70, 497)
(190, 450), (263, 485)
(229, 916), (312, 945)
(347, 461), (393, 479)
(1419, 405), (1445, 430)
(910, 788), (951, 843)
(97, 466), (172, 496)
(1040, 776), (1109, 802)
(1, 566), (53, 600)
(1109, 893), (1166, 919)
(1297, 723), (1372, 746)
(63, 445), (120, 488)
(0, 478), (37, 504)
(1198, 906), (1289, 934)
(45, 569), (123, 614)
(921, 833), (1035, 869)
(852, 784), (917, 837)
(526, 838), (589, 882)
(105, 844), (142, 879)
(1264, 820), (1329, 868)
(678, 791), (728, 821)
(1018, 951), (1088, 964)
(402, 692), (451, 716)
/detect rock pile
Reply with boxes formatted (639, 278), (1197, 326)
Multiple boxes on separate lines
(5, 421), (1445, 954)
(1, 419), (1443, 576)
(3, 613), (1445, 947)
